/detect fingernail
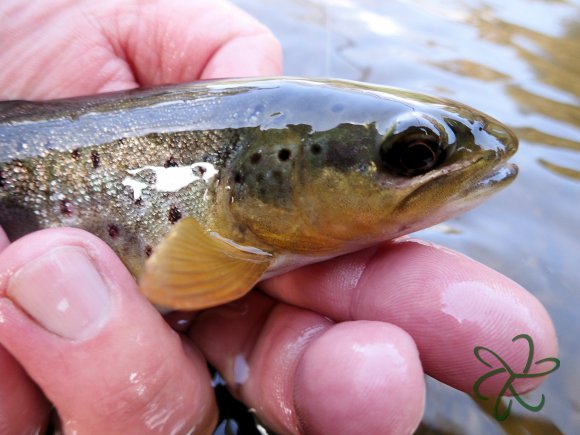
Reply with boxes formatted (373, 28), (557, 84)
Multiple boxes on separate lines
(7, 246), (111, 340)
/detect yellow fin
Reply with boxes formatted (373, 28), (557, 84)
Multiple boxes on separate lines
(140, 217), (273, 310)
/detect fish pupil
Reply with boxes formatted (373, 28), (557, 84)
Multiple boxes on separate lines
(381, 132), (442, 176)
(400, 141), (437, 171)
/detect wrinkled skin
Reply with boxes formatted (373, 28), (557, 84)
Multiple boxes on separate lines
(0, 1), (557, 434)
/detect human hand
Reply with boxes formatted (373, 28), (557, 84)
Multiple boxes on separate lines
(0, 1), (557, 434)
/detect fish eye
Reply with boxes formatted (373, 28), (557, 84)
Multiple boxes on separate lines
(380, 116), (447, 176)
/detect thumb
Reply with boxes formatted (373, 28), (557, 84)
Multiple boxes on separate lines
(0, 228), (217, 434)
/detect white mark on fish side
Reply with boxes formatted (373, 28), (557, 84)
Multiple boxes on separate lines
(123, 162), (218, 200)
(122, 177), (148, 201)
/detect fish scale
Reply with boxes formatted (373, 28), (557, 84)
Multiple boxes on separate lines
(1, 126), (243, 275)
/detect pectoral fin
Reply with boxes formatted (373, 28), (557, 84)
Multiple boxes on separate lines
(140, 217), (273, 310)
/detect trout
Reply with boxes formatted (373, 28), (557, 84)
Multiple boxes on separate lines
(0, 78), (518, 310)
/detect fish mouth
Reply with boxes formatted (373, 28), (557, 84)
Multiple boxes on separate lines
(390, 154), (518, 217)
(386, 153), (515, 189)
(388, 157), (518, 235)
(419, 156), (519, 198)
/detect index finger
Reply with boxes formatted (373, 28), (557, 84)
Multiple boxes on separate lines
(260, 239), (558, 395)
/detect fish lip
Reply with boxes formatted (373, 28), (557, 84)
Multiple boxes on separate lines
(427, 157), (519, 189)
(423, 158), (519, 199)
(390, 157), (518, 219)
(477, 161), (518, 187)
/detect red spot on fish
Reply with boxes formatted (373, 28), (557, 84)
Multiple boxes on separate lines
(168, 205), (182, 224)
(164, 157), (178, 168)
(192, 165), (206, 177)
(108, 224), (120, 239)
(60, 199), (73, 216)
(91, 151), (100, 168)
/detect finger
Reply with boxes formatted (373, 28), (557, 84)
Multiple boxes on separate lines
(0, 228), (217, 434)
(95, 0), (282, 84)
(260, 240), (559, 395)
(190, 292), (425, 434)
(0, 0), (281, 99)
(0, 343), (51, 434)
(0, 228), (52, 434)
(0, 228), (8, 248)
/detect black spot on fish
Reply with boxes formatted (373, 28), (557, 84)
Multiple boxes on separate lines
(272, 170), (284, 184)
(168, 205), (182, 224)
(164, 157), (178, 168)
(250, 152), (262, 165)
(91, 151), (100, 169)
(256, 173), (264, 183)
(278, 149), (291, 161)
(310, 143), (322, 155)
(234, 172), (243, 184)
(145, 245), (153, 257)
(71, 149), (80, 159)
(134, 198), (143, 206)
(0, 170), (5, 188)
(60, 199), (73, 216)
(108, 224), (120, 239)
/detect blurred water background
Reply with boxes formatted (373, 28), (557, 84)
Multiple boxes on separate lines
(222, 1), (580, 433)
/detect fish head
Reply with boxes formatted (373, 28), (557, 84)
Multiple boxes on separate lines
(224, 81), (518, 255)
(372, 91), (519, 238)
